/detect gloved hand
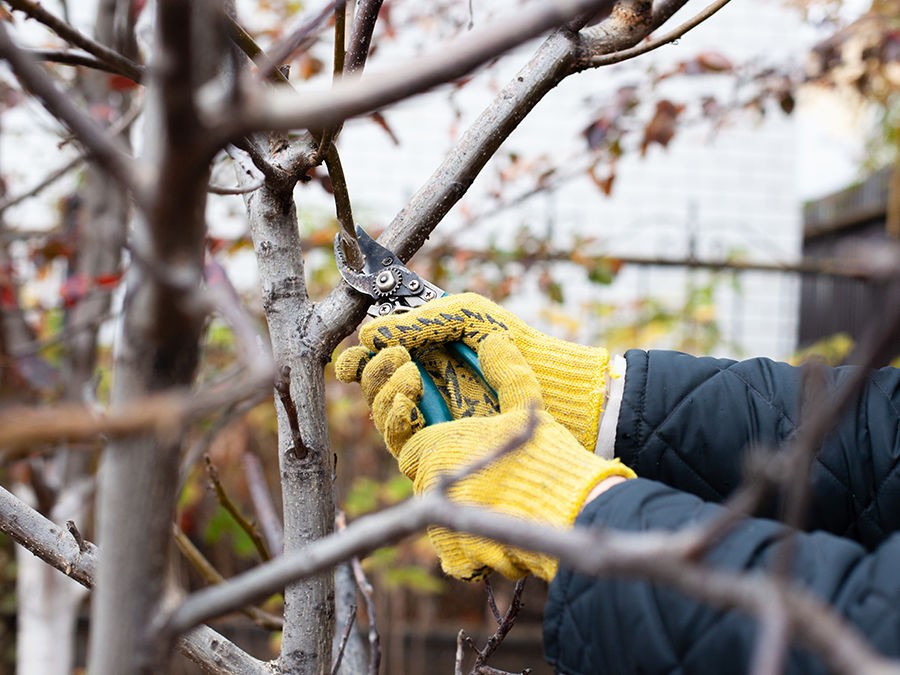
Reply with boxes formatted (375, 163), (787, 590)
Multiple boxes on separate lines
(337, 331), (635, 581)
(355, 293), (611, 452)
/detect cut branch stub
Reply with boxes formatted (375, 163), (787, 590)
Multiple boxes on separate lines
(275, 364), (309, 459)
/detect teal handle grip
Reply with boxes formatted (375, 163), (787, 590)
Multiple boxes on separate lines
(409, 293), (497, 426)
(413, 340), (496, 426)
(414, 361), (453, 425)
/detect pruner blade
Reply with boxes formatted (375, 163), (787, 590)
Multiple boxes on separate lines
(335, 225), (443, 317)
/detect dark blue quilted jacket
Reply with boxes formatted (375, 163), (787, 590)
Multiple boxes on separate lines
(544, 349), (900, 674)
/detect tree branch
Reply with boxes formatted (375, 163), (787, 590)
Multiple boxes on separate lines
(586, 0), (734, 68)
(211, 0), (623, 137)
(167, 489), (898, 675)
(4, 0), (144, 81)
(205, 455), (272, 562)
(0, 20), (145, 204)
(0, 484), (272, 674)
(344, 0), (383, 75)
(21, 48), (140, 78)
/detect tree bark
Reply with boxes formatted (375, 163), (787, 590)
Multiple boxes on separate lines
(240, 153), (336, 673)
(87, 1), (214, 672)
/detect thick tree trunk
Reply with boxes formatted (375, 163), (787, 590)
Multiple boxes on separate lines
(87, 1), (213, 672)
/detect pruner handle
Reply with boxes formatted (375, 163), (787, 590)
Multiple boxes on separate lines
(414, 341), (495, 426)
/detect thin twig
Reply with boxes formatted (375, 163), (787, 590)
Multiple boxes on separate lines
(0, 96), (143, 214)
(471, 578), (528, 672)
(484, 577), (503, 624)
(0, 363), (272, 458)
(257, 0), (344, 81)
(337, 511), (381, 675)
(275, 365), (309, 459)
(224, 13), (291, 86)
(172, 524), (284, 631)
(216, 0), (626, 136)
(587, 0), (734, 67)
(455, 629), (467, 675)
(324, 141), (363, 269)
(22, 48), (139, 78)
(5, 0), (144, 81)
(204, 455), (272, 562)
(330, 603), (358, 675)
(344, 0), (384, 75)
(0, 156), (83, 214)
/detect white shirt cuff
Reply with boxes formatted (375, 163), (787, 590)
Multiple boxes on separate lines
(595, 354), (626, 460)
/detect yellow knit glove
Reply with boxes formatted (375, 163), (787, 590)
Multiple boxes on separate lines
(338, 332), (635, 581)
(358, 293), (611, 451)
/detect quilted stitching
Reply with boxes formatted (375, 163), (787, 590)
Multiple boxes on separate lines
(639, 360), (798, 501)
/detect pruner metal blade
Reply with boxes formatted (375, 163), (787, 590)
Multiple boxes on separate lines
(335, 225), (444, 317)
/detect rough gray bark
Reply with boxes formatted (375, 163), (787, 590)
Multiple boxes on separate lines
(238, 147), (336, 673)
(0, 484), (273, 674)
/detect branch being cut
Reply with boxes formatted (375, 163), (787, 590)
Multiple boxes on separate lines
(0, 484), (272, 674)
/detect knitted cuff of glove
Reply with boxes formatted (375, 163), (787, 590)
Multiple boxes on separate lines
(514, 329), (611, 452)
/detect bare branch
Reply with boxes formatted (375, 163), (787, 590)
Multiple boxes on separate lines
(0, 370), (271, 458)
(324, 142), (364, 269)
(0, 95), (142, 214)
(173, 524), (283, 630)
(579, 0), (654, 54)
(586, 0), (735, 68)
(205, 455), (273, 562)
(0, 155), (83, 214)
(22, 48), (138, 77)
(344, 0), (384, 75)
(0, 484), (272, 673)
(330, 602), (357, 675)
(256, 0), (343, 81)
(207, 177), (264, 195)
(275, 365), (309, 459)
(167, 490), (900, 675)
(337, 511), (381, 675)
(470, 578), (528, 672)
(4, 0), (144, 81)
(0, 21), (144, 203)
(211, 0), (622, 137)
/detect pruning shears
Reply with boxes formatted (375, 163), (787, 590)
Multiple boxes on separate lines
(335, 225), (493, 425)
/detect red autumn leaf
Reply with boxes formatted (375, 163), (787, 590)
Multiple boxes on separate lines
(94, 272), (123, 289)
(640, 100), (684, 156)
(587, 164), (615, 196)
(108, 75), (141, 92)
(369, 111), (400, 146)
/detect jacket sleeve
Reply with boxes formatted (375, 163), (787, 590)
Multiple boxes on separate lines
(615, 350), (900, 548)
(543, 479), (900, 675)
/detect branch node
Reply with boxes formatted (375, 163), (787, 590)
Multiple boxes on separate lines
(65, 519), (88, 553)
